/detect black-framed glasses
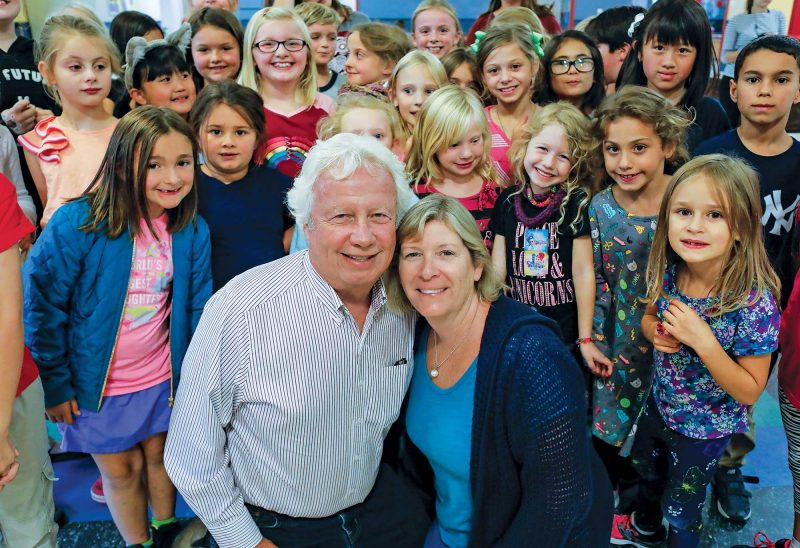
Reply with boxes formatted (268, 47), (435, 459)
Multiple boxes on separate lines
(252, 39), (307, 54)
(550, 58), (594, 75)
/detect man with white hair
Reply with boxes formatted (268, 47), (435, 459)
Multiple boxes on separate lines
(164, 134), (426, 548)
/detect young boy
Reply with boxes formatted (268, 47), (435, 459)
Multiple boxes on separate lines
(694, 34), (800, 536)
(0, 174), (56, 547)
(295, 2), (344, 100)
(584, 6), (645, 94)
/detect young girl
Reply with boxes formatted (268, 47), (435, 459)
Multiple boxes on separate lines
(536, 30), (605, 116)
(191, 80), (294, 290)
(123, 24), (197, 120)
(407, 85), (499, 247)
(411, 0), (463, 59)
(442, 47), (480, 93)
(387, 50), (448, 145)
(19, 15), (120, 228)
(344, 22), (413, 88)
(109, 11), (163, 110)
(474, 23), (543, 186)
(489, 102), (597, 351)
(238, 7), (335, 178)
(188, 7), (244, 88)
(616, 0), (730, 151)
(588, 86), (689, 487)
(612, 154), (780, 547)
(23, 106), (212, 548)
(295, 2), (344, 99)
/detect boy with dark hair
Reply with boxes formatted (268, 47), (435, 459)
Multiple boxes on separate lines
(694, 34), (800, 531)
(584, 6), (645, 93)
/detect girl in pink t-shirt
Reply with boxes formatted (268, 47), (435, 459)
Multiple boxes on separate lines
(473, 24), (543, 186)
(19, 15), (119, 227)
(24, 107), (211, 547)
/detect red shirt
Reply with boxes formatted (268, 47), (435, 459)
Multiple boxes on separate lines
(0, 174), (38, 397)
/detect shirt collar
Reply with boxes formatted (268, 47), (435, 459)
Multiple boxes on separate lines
(302, 251), (387, 324)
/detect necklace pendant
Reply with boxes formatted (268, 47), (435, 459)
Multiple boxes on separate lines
(430, 368), (439, 379)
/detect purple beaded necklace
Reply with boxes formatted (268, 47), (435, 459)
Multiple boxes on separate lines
(514, 186), (566, 228)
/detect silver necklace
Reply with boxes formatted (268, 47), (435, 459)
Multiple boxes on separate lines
(430, 304), (479, 379)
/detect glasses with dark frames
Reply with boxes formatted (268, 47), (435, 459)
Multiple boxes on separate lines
(549, 58), (594, 75)
(252, 39), (307, 53)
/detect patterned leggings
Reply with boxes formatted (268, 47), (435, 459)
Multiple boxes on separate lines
(779, 388), (800, 514)
(630, 397), (730, 547)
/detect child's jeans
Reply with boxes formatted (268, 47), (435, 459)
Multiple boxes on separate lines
(630, 396), (730, 548)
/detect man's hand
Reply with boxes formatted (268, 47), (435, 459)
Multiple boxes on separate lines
(1, 99), (37, 135)
(0, 435), (20, 490)
(46, 399), (80, 424)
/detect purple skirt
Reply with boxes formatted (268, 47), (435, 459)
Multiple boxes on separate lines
(58, 379), (172, 454)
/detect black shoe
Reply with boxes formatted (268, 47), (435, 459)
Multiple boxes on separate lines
(712, 466), (758, 522)
(152, 521), (183, 548)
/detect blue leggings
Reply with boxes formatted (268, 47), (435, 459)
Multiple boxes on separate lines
(630, 397), (730, 548)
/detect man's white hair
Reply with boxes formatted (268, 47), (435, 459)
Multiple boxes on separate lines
(287, 133), (416, 227)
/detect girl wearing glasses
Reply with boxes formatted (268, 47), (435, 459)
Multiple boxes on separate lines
(238, 7), (335, 178)
(535, 30), (605, 116)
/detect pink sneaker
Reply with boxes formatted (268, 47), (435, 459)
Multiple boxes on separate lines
(610, 513), (666, 547)
(90, 476), (106, 504)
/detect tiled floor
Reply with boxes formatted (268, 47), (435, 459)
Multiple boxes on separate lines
(53, 372), (794, 548)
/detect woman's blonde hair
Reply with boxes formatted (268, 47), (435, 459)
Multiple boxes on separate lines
(412, 0), (464, 36)
(36, 15), (121, 105)
(388, 50), (448, 133)
(317, 92), (403, 143)
(507, 102), (592, 231)
(645, 154), (780, 314)
(386, 194), (504, 312)
(590, 86), (691, 191)
(406, 85), (495, 191)
(351, 22), (413, 70)
(237, 7), (317, 106)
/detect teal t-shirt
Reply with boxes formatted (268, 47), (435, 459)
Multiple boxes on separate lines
(406, 326), (476, 548)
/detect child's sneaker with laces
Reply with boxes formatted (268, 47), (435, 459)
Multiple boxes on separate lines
(610, 513), (667, 547)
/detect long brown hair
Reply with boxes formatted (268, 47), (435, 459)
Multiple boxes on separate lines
(644, 154), (780, 314)
(80, 106), (200, 238)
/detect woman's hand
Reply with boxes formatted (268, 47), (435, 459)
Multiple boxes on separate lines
(46, 399), (80, 424)
(580, 342), (613, 378)
(661, 299), (713, 353)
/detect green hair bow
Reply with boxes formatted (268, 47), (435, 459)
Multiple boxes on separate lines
(469, 29), (545, 60)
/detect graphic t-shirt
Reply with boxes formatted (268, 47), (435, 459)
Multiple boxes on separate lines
(414, 179), (499, 249)
(489, 187), (589, 344)
(256, 94), (335, 179)
(653, 266), (780, 439)
(105, 215), (173, 396)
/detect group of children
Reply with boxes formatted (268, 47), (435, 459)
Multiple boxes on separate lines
(2, 0), (800, 547)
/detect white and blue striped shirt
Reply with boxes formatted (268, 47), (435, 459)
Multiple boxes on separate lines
(164, 251), (415, 548)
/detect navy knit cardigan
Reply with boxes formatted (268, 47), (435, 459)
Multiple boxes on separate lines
(395, 295), (612, 547)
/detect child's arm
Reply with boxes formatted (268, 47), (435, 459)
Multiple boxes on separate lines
(573, 235), (612, 376)
(0, 243), (23, 488)
(491, 234), (507, 282)
(22, 148), (47, 218)
(662, 299), (771, 405)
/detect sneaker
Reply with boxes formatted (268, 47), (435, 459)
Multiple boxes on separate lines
(712, 466), (758, 522)
(152, 520), (183, 548)
(89, 476), (106, 504)
(610, 513), (667, 547)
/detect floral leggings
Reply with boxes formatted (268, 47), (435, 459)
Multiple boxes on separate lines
(630, 396), (730, 547)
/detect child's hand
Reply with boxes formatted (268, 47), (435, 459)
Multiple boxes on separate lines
(1, 99), (36, 134)
(46, 399), (81, 425)
(661, 299), (713, 352)
(581, 341), (613, 378)
(0, 437), (19, 491)
(34, 108), (54, 124)
(653, 321), (683, 353)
